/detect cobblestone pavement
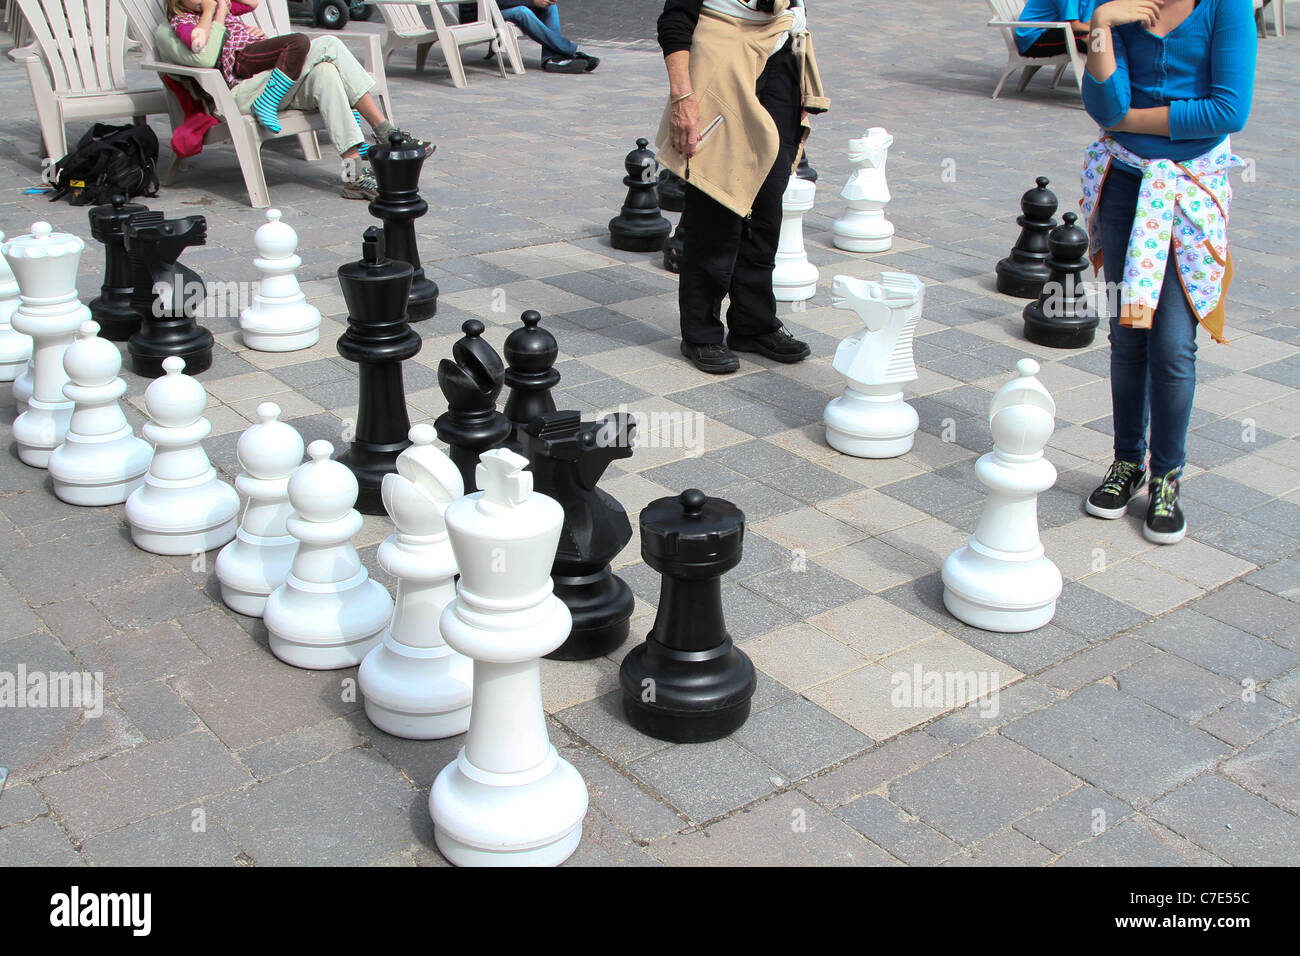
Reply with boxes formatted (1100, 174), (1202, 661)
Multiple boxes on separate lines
(0, 2), (1297, 866)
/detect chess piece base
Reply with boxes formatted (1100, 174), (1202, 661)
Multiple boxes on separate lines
(773, 264), (819, 302)
(406, 276), (439, 322)
(618, 638), (756, 743)
(264, 574), (392, 669)
(128, 330), (215, 379)
(13, 400), (74, 468)
(824, 389), (918, 459)
(941, 546), (1062, 633)
(546, 571), (633, 661)
(359, 637), (473, 739)
(49, 431), (152, 506)
(239, 323), (320, 353)
(88, 301), (141, 342)
(995, 258), (1050, 299)
(215, 537), (298, 618)
(126, 478), (240, 555)
(1022, 304), (1098, 350)
(833, 216), (894, 253)
(608, 219), (671, 253)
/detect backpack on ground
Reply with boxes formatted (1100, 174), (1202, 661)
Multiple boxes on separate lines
(48, 123), (161, 206)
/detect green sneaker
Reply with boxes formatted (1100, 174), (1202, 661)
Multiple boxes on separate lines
(1085, 459), (1147, 519)
(1144, 469), (1187, 545)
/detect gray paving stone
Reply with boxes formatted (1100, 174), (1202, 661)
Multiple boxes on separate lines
(719, 583), (801, 640)
(115, 681), (202, 741)
(1195, 696), (1294, 748)
(835, 793), (959, 864)
(801, 732), (951, 810)
(1132, 608), (1299, 681)
(627, 737), (780, 825)
(1191, 582), (1299, 638)
(238, 716), (371, 780)
(1114, 651), (1243, 722)
(711, 479), (805, 522)
(80, 803), (245, 867)
(879, 471), (984, 513)
(566, 748), (685, 844)
(954, 623), (1092, 676)
(1220, 721), (1300, 815)
(80, 623), (209, 689)
(0, 576), (40, 643)
(0, 816), (83, 866)
(704, 439), (807, 478)
(0, 528), (155, 606)
(88, 573), (213, 631)
(562, 808), (661, 867)
(1245, 556), (1300, 601)
(1264, 666), (1300, 708)
(1192, 516), (1300, 566)
(1014, 786), (1135, 854)
(1051, 581), (1149, 639)
(732, 697), (874, 781)
(554, 691), (670, 766)
(1241, 498), (1300, 540)
(741, 562), (862, 619)
(1054, 815), (1225, 866)
(0, 782), (48, 828)
(944, 827), (1056, 866)
(761, 462), (862, 506)
(1146, 773), (1300, 866)
(926, 679), (1058, 745)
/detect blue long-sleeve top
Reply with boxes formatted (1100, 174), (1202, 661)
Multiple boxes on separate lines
(1014, 0), (1097, 53)
(1081, 0), (1256, 160)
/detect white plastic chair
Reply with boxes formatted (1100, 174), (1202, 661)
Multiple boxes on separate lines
(1257, 0), (1293, 35)
(372, 0), (522, 88)
(986, 0), (1086, 99)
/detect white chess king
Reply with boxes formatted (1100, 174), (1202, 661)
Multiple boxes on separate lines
(358, 425), (473, 740)
(942, 358), (1063, 632)
(772, 177), (819, 302)
(824, 272), (923, 458)
(239, 209), (322, 352)
(833, 127), (895, 253)
(0, 230), (33, 385)
(430, 448), (587, 867)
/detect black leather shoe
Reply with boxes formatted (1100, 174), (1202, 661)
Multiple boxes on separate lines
(578, 52), (600, 72)
(726, 324), (811, 363)
(681, 340), (740, 374)
(542, 55), (587, 74)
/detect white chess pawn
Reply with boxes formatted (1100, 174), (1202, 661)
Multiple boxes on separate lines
(833, 127), (895, 253)
(49, 321), (152, 505)
(773, 177), (819, 302)
(239, 209), (322, 353)
(3, 223), (87, 466)
(359, 424), (473, 739)
(824, 272), (923, 458)
(215, 403), (304, 618)
(125, 356), (240, 555)
(0, 230), (33, 386)
(942, 358), (1063, 632)
(265, 440), (393, 670)
(430, 448), (587, 867)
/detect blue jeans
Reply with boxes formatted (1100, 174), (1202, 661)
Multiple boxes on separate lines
(1100, 163), (1200, 477)
(500, 4), (578, 59)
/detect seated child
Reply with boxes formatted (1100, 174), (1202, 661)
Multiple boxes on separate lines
(1015, 0), (1097, 58)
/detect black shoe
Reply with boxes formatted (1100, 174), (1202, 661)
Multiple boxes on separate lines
(577, 52), (600, 72)
(542, 55), (587, 74)
(681, 340), (740, 374)
(1085, 459), (1147, 519)
(726, 324), (811, 363)
(1144, 469), (1187, 545)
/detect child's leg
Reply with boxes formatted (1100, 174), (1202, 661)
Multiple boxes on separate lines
(239, 35), (311, 134)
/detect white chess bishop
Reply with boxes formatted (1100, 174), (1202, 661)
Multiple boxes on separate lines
(359, 424), (473, 739)
(942, 358), (1063, 632)
(265, 440), (393, 670)
(239, 209), (321, 352)
(48, 321), (152, 505)
(773, 177), (819, 302)
(0, 230), (33, 386)
(824, 272), (923, 458)
(430, 448), (587, 867)
(833, 127), (895, 253)
(4, 222), (87, 466)
(215, 403), (304, 617)
(126, 356), (240, 554)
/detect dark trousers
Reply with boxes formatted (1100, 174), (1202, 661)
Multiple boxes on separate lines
(679, 40), (803, 345)
(1022, 28), (1089, 58)
(234, 34), (311, 82)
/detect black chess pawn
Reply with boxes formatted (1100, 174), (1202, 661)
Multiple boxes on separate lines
(88, 194), (150, 342)
(335, 226), (422, 514)
(662, 202), (689, 274)
(125, 212), (214, 378)
(502, 309), (559, 453)
(656, 168), (686, 212)
(435, 318), (510, 492)
(609, 138), (671, 253)
(796, 150), (818, 182)
(996, 176), (1058, 299)
(369, 132), (438, 322)
(619, 488), (755, 742)
(521, 410), (636, 661)
(1023, 211), (1098, 350)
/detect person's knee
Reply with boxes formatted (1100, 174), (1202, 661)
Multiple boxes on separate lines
(287, 33), (310, 55)
(310, 35), (343, 60)
(298, 60), (342, 103)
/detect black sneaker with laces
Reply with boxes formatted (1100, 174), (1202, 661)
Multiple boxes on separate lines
(680, 340), (740, 374)
(1085, 459), (1147, 519)
(375, 129), (436, 154)
(542, 56), (587, 74)
(726, 324), (811, 363)
(1144, 469), (1187, 544)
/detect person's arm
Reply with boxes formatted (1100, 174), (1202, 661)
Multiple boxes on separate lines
(230, 0), (256, 11)
(1082, 1), (1159, 128)
(659, 1), (703, 158)
(1167, 0), (1256, 139)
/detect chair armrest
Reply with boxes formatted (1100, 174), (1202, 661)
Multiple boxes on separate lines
(7, 44), (39, 63)
(988, 19), (1078, 30)
(141, 58), (239, 106)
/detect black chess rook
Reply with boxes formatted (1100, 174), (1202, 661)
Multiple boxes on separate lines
(502, 309), (559, 453)
(88, 195), (150, 342)
(369, 132), (438, 322)
(997, 176), (1059, 299)
(1023, 211), (1099, 350)
(435, 318), (510, 492)
(609, 138), (671, 253)
(124, 212), (214, 378)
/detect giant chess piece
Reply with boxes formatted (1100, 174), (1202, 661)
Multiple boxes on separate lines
(125, 357), (239, 554)
(358, 425), (473, 739)
(773, 177), (819, 302)
(369, 132), (438, 321)
(824, 273), (923, 458)
(833, 127), (894, 253)
(502, 309), (558, 453)
(796, 150), (818, 182)
(124, 212), (214, 378)
(1022, 212), (1098, 349)
(87, 195), (150, 341)
(335, 227), (421, 515)
(430, 448), (587, 867)
(239, 209), (322, 352)
(521, 410), (636, 661)
(0, 229), (33, 389)
(942, 359), (1062, 632)
(620, 489), (756, 742)
(662, 203), (689, 275)
(609, 138), (671, 253)
(49, 320), (152, 505)
(995, 176), (1058, 299)
(436, 318), (509, 492)
(215, 403), (304, 617)
(265, 440), (393, 669)
(4, 222), (87, 467)
(656, 168), (686, 212)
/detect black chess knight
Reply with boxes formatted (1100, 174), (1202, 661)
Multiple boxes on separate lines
(996, 176), (1058, 299)
(369, 132), (438, 321)
(436, 319), (510, 492)
(609, 138), (671, 253)
(124, 212), (214, 378)
(502, 310), (559, 453)
(88, 195), (150, 342)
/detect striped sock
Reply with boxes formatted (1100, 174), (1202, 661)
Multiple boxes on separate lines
(250, 69), (293, 134)
(353, 110), (369, 156)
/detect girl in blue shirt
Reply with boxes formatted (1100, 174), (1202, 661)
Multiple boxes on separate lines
(1015, 1), (1098, 57)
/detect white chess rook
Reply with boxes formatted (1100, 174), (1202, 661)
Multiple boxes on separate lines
(4, 223), (87, 466)
(942, 358), (1063, 632)
(239, 209), (322, 352)
(0, 230), (33, 386)
(126, 357), (240, 554)
(265, 440), (392, 669)
(215, 403), (304, 617)
(430, 448), (587, 867)
(824, 272), (922, 458)
(772, 177), (819, 302)
(359, 425), (473, 739)
(49, 321), (152, 505)
(833, 127), (895, 253)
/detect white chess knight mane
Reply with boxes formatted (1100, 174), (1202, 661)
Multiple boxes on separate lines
(830, 272), (923, 385)
(840, 127), (893, 202)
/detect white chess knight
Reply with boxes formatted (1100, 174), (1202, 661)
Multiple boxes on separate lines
(265, 440), (393, 670)
(215, 403), (305, 618)
(772, 177), (819, 302)
(3, 222), (87, 466)
(0, 230), (33, 386)
(359, 425), (473, 740)
(239, 209), (321, 353)
(833, 127), (895, 253)
(824, 272), (923, 458)
(126, 357), (240, 554)
(430, 448), (587, 867)
(942, 358), (1063, 632)
(48, 321), (152, 505)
